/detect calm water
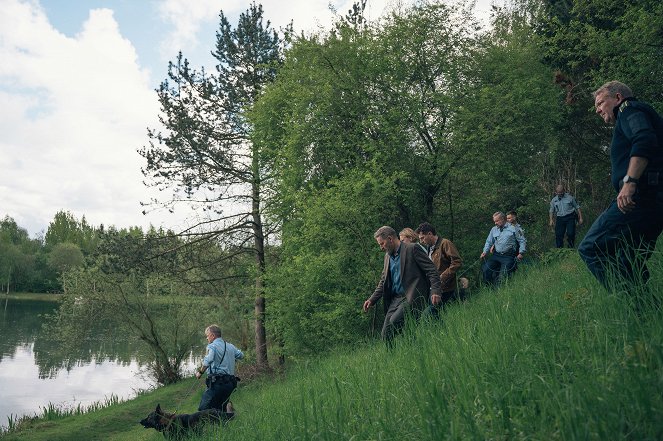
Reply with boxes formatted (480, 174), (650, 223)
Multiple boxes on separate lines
(0, 297), (198, 429)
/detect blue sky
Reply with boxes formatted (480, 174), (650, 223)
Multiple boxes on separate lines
(0, 0), (492, 237)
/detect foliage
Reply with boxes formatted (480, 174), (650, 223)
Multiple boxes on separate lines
(265, 170), (398, 355)
(48, 266), (208, 385)
(47, 242), (84, 286)
(44, 210), (100, 253)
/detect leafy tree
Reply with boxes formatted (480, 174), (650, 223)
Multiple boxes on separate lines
(44, 210), (99, 254)
(140, 3), (291, 371)
(47, 242), (84, 289)
(0, 216), (37, 292)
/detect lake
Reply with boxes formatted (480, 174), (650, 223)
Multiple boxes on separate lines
(0, 296), (199, 429)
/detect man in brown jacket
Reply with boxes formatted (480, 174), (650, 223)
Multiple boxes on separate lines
(363, 226), (442, 343)
(416, 222), (463, 315)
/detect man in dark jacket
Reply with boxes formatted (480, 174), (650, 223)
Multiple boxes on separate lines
(579, 81), (663, 292)
(363, 226), (442, 343)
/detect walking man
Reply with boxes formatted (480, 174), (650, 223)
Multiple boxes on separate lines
(481, 212), (526, 287)
(363, 226), (442, 343)
(579, 81), (663, 292)
(415, 222), (463, 315)
(549, 185), (583, 248)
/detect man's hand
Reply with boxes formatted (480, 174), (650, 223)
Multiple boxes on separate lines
(362, 299), (372, 313)
(431, 294), (441, 306)
(480, 252), (487, 259)
(549, 219), (554, 227)
(195, 370), (202, 379)
(617, 182), (637, 213)
(577, 218), (584, 225)
(516, 253), (523, 261)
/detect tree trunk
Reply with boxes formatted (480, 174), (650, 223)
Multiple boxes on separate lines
(447, 179), (455, 241)
(252, 171), (269, 372)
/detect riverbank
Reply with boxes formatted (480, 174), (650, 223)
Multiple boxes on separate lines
(2, 292), (61, 302)
(3, 253), (663, 440)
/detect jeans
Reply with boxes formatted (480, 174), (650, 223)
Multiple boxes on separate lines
(482, 253), (517, 287)
(578, 191), (663, 291)
(198, 376), (236, 412)
(555, 213), (577, 248)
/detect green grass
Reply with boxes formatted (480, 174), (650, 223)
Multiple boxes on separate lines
(4, 251), (663, 440)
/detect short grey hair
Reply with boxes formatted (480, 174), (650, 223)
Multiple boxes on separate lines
(593, 81), (633, 99)
(492, 211), (505, 220)
(374, 226), (397, 240)
(205, 325), (222, 338)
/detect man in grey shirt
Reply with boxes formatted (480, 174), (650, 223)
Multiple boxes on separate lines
(549, 185), (584, 248)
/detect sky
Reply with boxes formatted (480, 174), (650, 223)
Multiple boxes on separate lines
(0, 0), (493, 238)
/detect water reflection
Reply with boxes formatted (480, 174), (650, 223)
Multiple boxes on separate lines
(0, 297), (201, 429)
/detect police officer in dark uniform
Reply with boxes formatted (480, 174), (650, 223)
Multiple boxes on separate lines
(579, 81), (663, 291)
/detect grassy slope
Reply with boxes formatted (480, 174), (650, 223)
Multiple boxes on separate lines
(3, 251), (663, 440)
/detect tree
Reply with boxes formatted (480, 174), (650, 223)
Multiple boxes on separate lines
(45, 210), (99, 254)
(47, 242), (84, 290)
(140, 3), (290, 370)
(0, 216), (36, 293)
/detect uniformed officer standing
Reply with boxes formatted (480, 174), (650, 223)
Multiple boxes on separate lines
(579, 81), (663, 291)
(549, 185), (583, 248)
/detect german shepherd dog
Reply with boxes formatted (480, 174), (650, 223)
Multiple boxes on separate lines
(139, 404), (224, 439)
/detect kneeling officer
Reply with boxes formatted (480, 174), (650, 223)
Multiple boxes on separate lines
(196, 325), (243, 417)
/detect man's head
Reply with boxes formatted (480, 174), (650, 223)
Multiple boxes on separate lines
(374, 226), (400, 254)
(506, 211), (518, 225)
(555, 185), (565, 197)
(493, 211), (506, 228)
(415, 222), (437, 246)
(205, 325), (221, 343)
(593, 81), (633, 125)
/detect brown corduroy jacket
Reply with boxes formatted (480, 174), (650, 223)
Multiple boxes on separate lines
(429, 236), (463, 293)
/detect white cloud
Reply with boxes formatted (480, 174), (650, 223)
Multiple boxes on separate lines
(0, 0), (183, 236)
(157, 0), (239, 58)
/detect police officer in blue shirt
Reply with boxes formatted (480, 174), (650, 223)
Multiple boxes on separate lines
(549, 185), (584, 248)
(579, 81), (663, 292)
(196, 325), (244, 416)
(480, 211), (527, 287)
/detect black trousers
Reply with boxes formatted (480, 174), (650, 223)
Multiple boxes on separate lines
(555, 213), (577, 248)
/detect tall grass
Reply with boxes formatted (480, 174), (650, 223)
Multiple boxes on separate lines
(197, 251), (663, 440)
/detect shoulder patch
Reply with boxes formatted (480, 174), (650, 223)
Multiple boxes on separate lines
(619, 100), (630, 112)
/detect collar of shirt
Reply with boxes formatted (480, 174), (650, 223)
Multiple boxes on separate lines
(391, 241), (403, 258)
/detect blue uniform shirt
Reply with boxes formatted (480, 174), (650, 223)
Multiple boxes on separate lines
(203, 338), (244, 375)
(483, 224), (526, 255)
(549, 193), (580, 217)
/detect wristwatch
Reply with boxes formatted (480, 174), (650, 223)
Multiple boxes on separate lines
(622, 175), (639, 184)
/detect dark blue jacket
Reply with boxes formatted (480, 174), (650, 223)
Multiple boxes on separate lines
(610, 98), (663, 192)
